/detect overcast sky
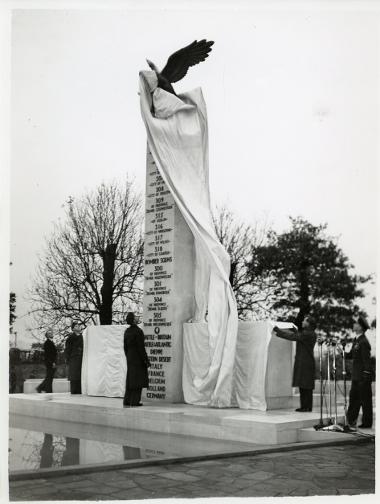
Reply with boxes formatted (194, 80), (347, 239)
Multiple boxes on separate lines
(9, 1), (379, 347)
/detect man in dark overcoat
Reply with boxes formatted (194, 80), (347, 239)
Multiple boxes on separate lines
(273, 315), (317, 412)
(40, 434), (54, 468)
(64, 321), (83, 394)
(123, 312), (150, 407)
(346, 316), (373, 429)
(36, 329), (57, 393)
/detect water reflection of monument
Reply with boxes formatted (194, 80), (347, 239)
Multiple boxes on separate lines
(123, 445), (141, 460)
(61, 437), (80, 467)
(38, 434), (141, 469)
(81, 41), (295, 411)
(39, 434), (80, 469)
(34, 433), (143, 470)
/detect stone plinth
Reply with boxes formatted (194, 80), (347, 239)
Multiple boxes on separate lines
(142, 149), (195, 403)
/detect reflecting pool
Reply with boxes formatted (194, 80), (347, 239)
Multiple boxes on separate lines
(9, 427), (158, 471)
(9, 414), (259, 473)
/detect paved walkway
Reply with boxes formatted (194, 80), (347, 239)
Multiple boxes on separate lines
(10, 441), (375, 500)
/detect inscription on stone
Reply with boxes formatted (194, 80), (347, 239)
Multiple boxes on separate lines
(143, 151), (174, 400)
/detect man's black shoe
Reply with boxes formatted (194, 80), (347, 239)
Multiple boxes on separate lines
(358, 424), (372, 429)
(295, 408), (306, 412)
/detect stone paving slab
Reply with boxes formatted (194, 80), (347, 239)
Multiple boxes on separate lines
(8, 441), (375, 500)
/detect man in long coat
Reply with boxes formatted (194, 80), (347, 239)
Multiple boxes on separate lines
(346, 316), (373, 428)
(273, 315), (317, 412)
(64, 321), (83, 394)
(36, 329), (57, 393)
(123, 312), (150, 407)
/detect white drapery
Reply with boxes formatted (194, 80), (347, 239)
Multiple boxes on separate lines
(82, 325), (127, 397)
(183, 321), (294, 410)
(139, 72), (238, 407)
(81, 320), (294, 409)
(232, 320), (295, 410)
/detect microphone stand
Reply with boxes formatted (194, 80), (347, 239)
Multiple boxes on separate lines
(323, 339), (344, 432)
(339, 339), (350, 431)
(322, 338), (334, 429)
(332, 341), (339, 426)
(314, 337), (325, 430)
(327, 338), (333, 425)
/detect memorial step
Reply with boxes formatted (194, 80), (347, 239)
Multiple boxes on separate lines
(9, 394), (354, 446)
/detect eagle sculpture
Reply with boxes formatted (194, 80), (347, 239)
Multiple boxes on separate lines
(146, 39), (214, 96)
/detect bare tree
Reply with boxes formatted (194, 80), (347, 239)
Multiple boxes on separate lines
(28, 179), (144, 339)
(212, 206), (276, 319)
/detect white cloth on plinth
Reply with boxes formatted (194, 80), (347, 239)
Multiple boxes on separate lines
(183, 320), (294, 410)
(139, 71), (238, 408)
(233, 320), (294, 410)
(82, 325), (127, 397)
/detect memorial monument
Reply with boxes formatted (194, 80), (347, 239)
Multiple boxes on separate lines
(139, 40), (239, 407)
(138, 40), (294, 409)
(80, 40), (295, 411)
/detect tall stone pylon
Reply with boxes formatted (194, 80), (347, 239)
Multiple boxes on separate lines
(142, 149), (195, 403)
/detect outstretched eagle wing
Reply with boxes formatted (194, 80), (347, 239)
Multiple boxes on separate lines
(161, 39), (214, 84)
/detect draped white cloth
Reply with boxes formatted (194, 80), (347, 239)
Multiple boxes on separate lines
(81, 319), (294, 409)
(82, 325), (127, 397)
(139, 71), (238, 407)
(183, 320), (295, 410)
(232, 320), (295, 410)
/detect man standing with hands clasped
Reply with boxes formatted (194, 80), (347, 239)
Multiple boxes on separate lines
(273, 315), (317, 412)
(123, 312), (151, 407)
